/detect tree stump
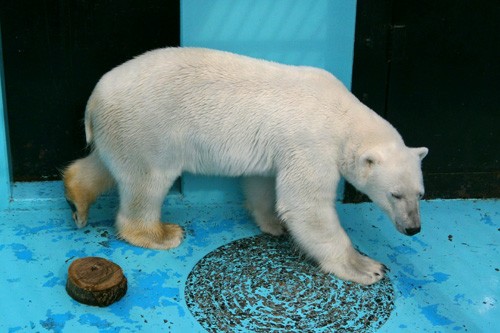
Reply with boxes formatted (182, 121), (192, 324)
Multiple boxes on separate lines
(66, 257), (127, 307)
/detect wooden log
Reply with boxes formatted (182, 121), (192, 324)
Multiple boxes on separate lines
(66, 257), (127, 307)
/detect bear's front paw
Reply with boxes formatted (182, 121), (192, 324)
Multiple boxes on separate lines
(259, 219), (286, 236)
(320, 250), (388, 285)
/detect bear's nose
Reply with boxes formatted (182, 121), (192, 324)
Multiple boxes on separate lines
(405, 227), (421, 236)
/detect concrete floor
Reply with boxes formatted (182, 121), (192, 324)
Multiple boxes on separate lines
(0, 182), (498, 332)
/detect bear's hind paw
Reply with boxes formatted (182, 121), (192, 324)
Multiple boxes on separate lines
(118, 221), (184, 250)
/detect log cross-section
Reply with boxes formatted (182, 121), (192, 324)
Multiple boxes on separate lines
(66, 257), (127, 307)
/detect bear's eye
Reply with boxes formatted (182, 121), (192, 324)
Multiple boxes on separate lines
(418, 192), (424, 199)
(391, 193), (403, 200)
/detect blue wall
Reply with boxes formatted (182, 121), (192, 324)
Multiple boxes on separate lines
(181, 0), (357, 86)
(180, 0), (357, 201)
(0, 26), (11, 209)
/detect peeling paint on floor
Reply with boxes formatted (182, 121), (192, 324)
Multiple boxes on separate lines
(0, 186), (498, 332)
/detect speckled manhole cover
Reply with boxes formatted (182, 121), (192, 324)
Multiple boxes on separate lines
(185, 235), (394, 332)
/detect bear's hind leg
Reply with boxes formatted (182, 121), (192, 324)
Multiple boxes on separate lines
(116, 171), (183, 250)
(63, 151), (115, 228)
(243, 176), (285, 236)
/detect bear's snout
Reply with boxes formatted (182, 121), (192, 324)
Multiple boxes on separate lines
(404, 226), (421, 236)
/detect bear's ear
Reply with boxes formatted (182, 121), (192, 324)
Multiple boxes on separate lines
(360, 150), (382, 169)
(413, 147), (429, 160)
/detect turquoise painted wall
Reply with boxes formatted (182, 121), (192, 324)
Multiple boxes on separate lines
(0, 26), (11, 209)
(180, 0), (357, 201)
(181, 0), (356, 86)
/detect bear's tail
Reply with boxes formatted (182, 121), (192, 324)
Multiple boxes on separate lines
(84, 113), (93, 145)
(84, 93), (98, 146)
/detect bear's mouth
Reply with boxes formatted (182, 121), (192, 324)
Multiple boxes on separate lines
(395, 221), (421, 236)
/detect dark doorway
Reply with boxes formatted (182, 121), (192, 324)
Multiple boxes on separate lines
(1, 0), (180, 181)
(346, 0), (499, 201)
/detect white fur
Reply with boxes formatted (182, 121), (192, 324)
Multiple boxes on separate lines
(73, 47), (428, 285)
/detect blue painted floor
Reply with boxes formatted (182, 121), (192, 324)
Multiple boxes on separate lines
(0, 182), (498, 332)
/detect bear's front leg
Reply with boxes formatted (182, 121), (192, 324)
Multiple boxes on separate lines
(243, 176), (285, 236)
(276, 169), (386, 285)
(115, 172), (183, 250)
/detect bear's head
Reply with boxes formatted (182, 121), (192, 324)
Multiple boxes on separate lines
(355, 143), (428, 236)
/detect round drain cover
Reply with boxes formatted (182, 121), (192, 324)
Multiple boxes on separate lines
(185, 235), (394, 332)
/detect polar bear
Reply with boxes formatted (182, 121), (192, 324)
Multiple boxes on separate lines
(63, 47), (428, 285)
